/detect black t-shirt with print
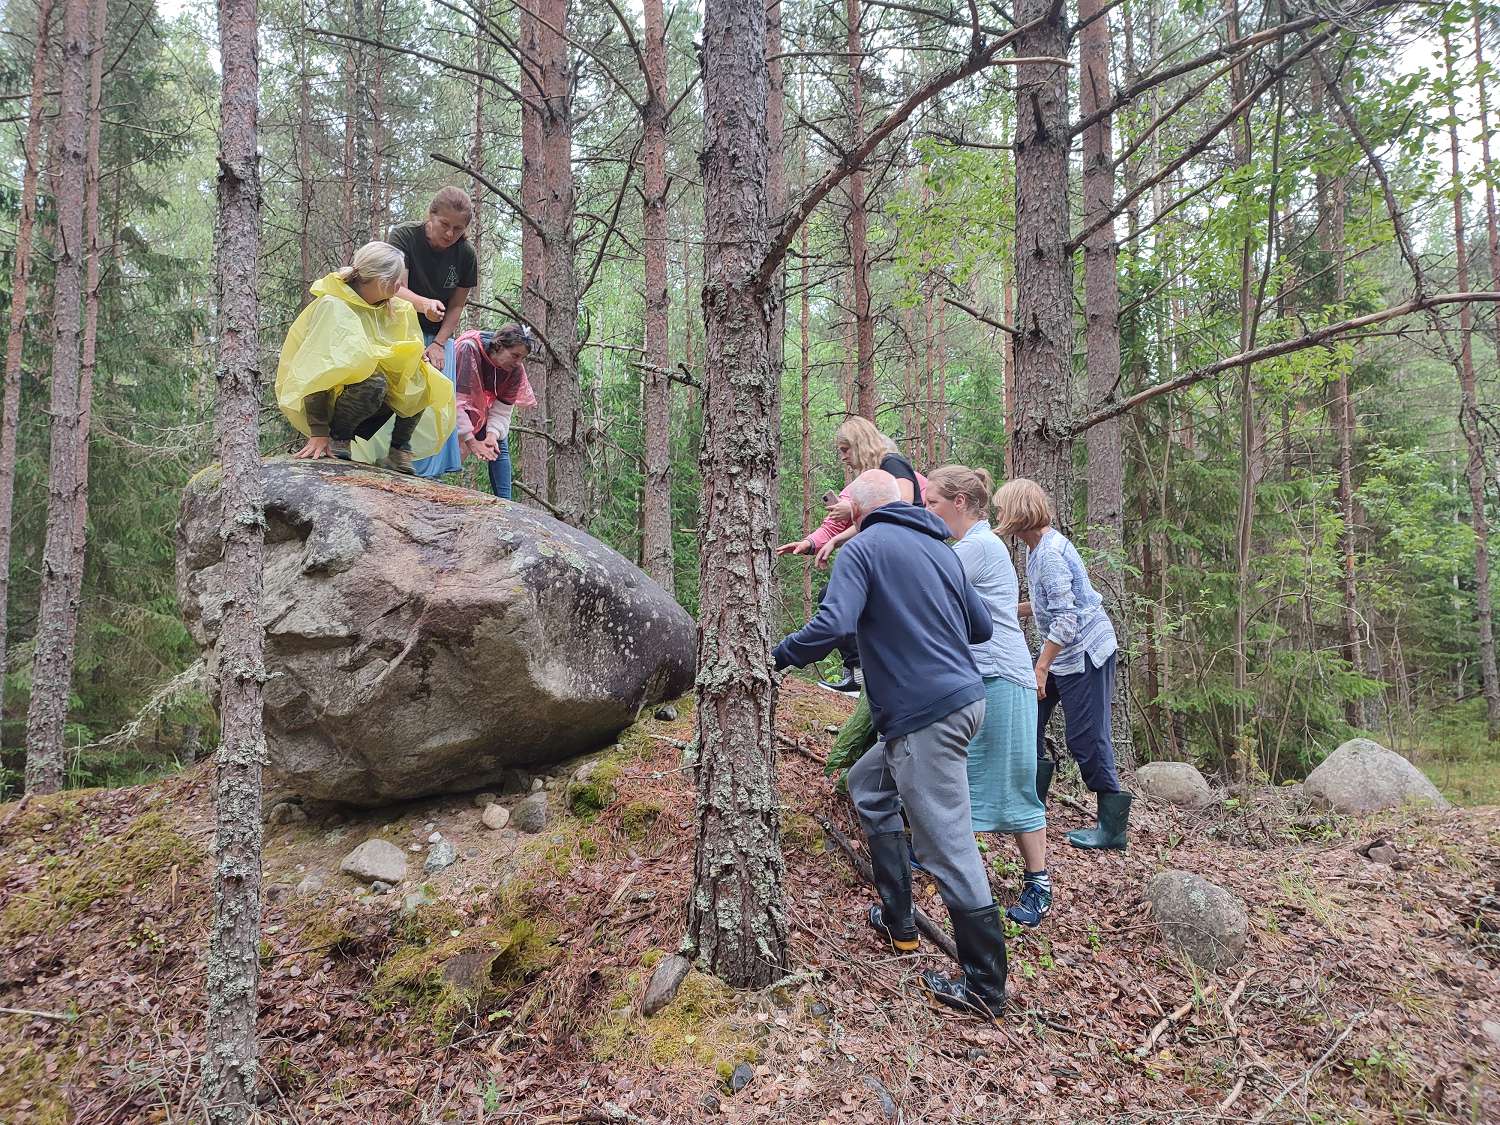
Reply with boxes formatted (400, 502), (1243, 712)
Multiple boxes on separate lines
(881, 452), (925, 506)
(387, 220), (479, 305)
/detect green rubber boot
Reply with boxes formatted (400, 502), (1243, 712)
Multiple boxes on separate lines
(1065, 790), (1132, 851)
(1034, 758), (1055, 803)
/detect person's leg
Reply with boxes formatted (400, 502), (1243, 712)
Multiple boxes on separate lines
(1059, 654), (1132, 850)
(1015, 830), (1046, 871)
(888, 701), (990, 913)
(895, 700), (1008, 1020)
(1055, 656), (1121, 795)
(488, 435), (513, 499)
(847, 741), (917, 950)
(328, 373), (389, 456)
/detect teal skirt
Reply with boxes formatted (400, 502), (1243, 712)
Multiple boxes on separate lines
(967, 676), (1046, 833)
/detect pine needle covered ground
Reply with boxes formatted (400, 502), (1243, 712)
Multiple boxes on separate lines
(1, 680), (1496, 1123)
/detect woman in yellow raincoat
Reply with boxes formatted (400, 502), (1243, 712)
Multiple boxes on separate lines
(276, 241), (456, 474)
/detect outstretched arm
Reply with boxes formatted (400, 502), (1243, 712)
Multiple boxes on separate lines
(774, 550), (868, 670)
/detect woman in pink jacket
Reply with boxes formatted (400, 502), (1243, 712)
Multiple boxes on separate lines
(452, 324), (537, 499)
(777, 417), (928, 694)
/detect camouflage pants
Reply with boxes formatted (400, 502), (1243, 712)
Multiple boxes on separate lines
(331, 372), (420, 450)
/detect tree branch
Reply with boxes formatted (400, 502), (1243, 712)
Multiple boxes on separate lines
(942, 293), (1017, 335)
(1072, 293), (1500, 433)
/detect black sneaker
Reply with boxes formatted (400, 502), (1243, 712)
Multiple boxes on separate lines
(1005, 880), (1053, 928)
(816, 668), (862, 696)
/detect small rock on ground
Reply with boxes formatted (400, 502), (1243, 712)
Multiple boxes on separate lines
(512, 795), (549, 834)
(1366, 843), (1399, 864)
(482, 803), (510, 831)
(862, 1076), (897, 1121)
(655, 704), (678, 722)
(296, 870), (330, 896)
(1147, 869), (1249, 971)
(402, 886), (435, 914)
(266, 800), (308, 829)
(729, 1062), (754, 1094)
(424, 841), (458, 873)
(472, 791), (498, 808)
(641, 954), (694, 1016)
(369, 880), (394, 895)
(339, 838), (409, 884)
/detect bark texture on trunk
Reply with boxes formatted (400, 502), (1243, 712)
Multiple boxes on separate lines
(519, 3), (548, 505)
(640, 0), (673, 589)
(296, 0), (313, 299)
(349, 0), (372, 244)
(798, 51), (813, 620)
(203, 0), (266, 1112)
(538, 0), (584, 525)
(1010, 0), (1074, 521)
(23, 0), (92, 795)
(0, 0), (55, 762)
(1481, 4), (1500, 361)
(845, 0), (876, 419)
(687, 0), (789, 989)
(1078, 0), (1132, 772)
(1444, 29), (1500, 737)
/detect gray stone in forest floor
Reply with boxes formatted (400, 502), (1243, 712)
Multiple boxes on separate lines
(641, 953), (693, 1016)
(482, 803), (510, 831)
(424, 840), (458, 873)
(339, 838), (409, 884)
(1304, 738), (1450, 815)
(512, 795), (549, 834)
(1147, 869), (1249, 971)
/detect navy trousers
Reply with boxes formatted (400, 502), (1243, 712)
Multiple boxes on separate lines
(1037, 652), (1121, 794)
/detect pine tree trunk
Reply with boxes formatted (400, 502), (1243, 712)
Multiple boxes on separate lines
(23, 0), (92, 795)
(296, 0), (313, 299)
(519, 4), (549, 505)
(469, 2), (487, 278)
(538, 0), (584, 525)
(369, 0), (387, 235)
(1078, 0), (1133, 773)
(936, 298), (948, 462)
(845, 0), (875, 419)
(1444, 29), (1500, 738)
(349, 0), (372, 244)
(1480, 5), (1500, 361)
(1001, 269), (1014, 478)
(687, 0), (789, 988)
(67, 0), (107, 625)
(640, 0), (673, 589)
(202, 0), (266, 1110)
(799, 52), (813, 620)
(0, 0), (55, 763)
(1010, 0), (1073, 520)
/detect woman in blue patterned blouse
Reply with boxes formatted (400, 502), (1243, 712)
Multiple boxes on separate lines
(994, 478), (1132, 851)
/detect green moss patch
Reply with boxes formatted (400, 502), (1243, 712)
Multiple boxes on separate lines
(371, 901), (557, 1040)
(0, 810), (198, 942)
(588, 967), (756, 1071)
(567, 757), (625, 820)
(620, 800), (663, 841)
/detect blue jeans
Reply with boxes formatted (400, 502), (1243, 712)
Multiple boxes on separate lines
(486, 435), (513, 499)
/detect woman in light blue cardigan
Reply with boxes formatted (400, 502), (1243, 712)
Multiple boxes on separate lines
(928, 465), (1053, 927)
(995, 478), (1132, 851)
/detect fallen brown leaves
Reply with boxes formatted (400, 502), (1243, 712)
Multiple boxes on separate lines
(0, 679), (1496, 1123)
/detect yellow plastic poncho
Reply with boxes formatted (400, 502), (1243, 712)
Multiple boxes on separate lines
(275, 273), (457, 461)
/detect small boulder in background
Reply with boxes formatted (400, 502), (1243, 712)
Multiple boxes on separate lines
(339, 838), (409, 885)
(1303, 738), (1449, 815)
(1134, 762), (1215, 810)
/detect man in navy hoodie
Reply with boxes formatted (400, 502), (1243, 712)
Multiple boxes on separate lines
(774, 469), (1008, 1022)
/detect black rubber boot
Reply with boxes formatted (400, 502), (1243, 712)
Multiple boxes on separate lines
(1066, 790), (1133, 850)
(864, 831), (919, 952)
(920, 904), (1008, 1024)
(1035, 757), (1055, 803)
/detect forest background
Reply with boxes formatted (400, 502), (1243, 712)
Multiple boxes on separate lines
(0, 0), (1498, 803)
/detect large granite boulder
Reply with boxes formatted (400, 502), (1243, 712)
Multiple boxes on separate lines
(1303, 738), (1449, 815)
(177, 458), (694, 805)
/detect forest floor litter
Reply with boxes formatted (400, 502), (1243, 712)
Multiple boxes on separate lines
(1, 679), (1496, 1122)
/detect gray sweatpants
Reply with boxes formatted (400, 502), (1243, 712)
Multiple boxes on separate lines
(847, 699), (991, 912)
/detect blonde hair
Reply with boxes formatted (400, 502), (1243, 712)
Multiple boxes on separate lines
(836, 417), (891, 473)
(428, 186), (474, 222)
(338, 241), (406, 289)
(928, 464), (995, 519)
(992, 478), (1055, 537)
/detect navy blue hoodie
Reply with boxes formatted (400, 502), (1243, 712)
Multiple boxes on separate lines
(774, 502), (992, 740)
